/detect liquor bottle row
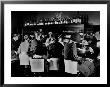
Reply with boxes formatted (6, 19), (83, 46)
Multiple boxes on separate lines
(24, 18), (83, 26)
(24, 15), (88, 27)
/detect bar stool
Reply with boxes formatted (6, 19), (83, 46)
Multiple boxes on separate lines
(30, 55), (44, 77)
(64, 59), (78, 75)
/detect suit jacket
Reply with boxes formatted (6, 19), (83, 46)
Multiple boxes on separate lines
(64, 42), (77, 60)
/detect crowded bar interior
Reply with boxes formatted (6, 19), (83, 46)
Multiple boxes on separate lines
(11, 11), (100, 77)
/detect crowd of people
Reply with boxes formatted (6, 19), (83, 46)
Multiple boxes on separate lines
(11, 28), (100, 77)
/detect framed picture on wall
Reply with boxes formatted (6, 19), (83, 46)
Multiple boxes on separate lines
(0, 0), (108, 85)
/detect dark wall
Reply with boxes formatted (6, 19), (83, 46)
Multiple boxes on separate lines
(11, 11), (24, 34)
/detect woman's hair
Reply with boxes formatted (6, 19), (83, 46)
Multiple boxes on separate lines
(24, 35), (28, 40)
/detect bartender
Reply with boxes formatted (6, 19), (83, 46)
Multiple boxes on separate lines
(45, 32), (55, 47)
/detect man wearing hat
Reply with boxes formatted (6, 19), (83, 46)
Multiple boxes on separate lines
(64, 34), (78, 61)
(63, 34), (79, 76)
